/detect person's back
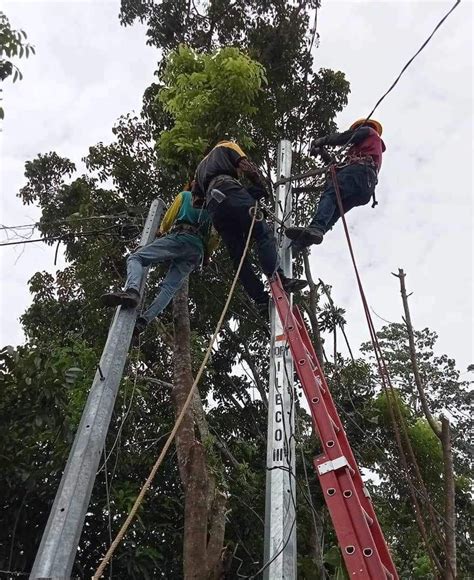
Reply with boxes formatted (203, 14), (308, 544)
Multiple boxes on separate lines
(195, 141), (246, 195)
(347, 126), (385, 172)
(161, 189), (213, 254)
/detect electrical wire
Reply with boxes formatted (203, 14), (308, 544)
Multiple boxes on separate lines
(0, 225), (124, 247)
(365, 0), (461, 122)
(0, 214), (134, 231)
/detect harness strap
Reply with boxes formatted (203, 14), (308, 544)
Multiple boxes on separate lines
(171, 222), (203, 237)
(333, 161), (379, 209)
(371, 191), (378, 209)
(206, 174), (241, 205)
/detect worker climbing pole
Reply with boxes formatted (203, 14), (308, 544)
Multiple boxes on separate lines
(30, 199), (164, 580)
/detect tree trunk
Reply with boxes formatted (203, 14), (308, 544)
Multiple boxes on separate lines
(172, 280), (227, 580)
(394, 268), (457, 578)
(441, 417), (457, 579)
(393, 269), (441, 437)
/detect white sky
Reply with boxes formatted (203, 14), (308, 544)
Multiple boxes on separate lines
(1, 1), (472, 373)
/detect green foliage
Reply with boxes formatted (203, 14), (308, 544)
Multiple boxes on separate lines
(17, 1), (474, 578)
(0, 10), (35, 119)
(323, 546), (349, 579)
(156, 44), (266, 171)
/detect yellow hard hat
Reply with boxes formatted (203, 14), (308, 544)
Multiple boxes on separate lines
(350, 118), (383, 136)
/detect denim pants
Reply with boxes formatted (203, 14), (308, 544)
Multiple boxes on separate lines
(207, 185), (279, 304)
(125, 234), (202, 323)
(310, 164), (377, 232)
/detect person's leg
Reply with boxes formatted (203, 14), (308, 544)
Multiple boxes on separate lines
(125, 236), (181, 293)
(215, 213), (269, 304)
(287, 167), (372, 247)
(141, 249), (201, 323)
(309, 181), (337, 232)
(285, 180), (335, 246)
(249, 219), (279, 278)
(324, 166), (373, 231)
(225, 189), (307, 293)
(102, 236), (186, 308)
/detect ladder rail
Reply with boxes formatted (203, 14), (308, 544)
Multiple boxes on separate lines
(269, 275), (398, 580)
(293, 306), (398, 577)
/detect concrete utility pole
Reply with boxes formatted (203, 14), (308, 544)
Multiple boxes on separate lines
(264, 140), (297, 580)
(30, 198), (164, 580)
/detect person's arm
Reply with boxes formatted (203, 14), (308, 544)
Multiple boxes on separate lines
(219, 141), (267, 192)
(237, 157), (267, 191)
(158, 193), (184, 235)
(311, 126), (372, 150)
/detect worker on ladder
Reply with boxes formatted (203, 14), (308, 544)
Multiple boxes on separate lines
(101, 185), (218, 341)
(193, 140), (307, 315)
(286, 119), (386, 250)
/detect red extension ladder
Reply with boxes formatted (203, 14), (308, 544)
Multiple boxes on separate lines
(269, 274), (398, 579)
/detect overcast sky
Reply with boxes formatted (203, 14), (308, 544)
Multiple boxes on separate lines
(1, 1), (472, 374)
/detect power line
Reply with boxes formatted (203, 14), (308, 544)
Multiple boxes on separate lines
(0, 225), (128, 247)
(366, 0), (461, 122)
(0, 214), (134, 231)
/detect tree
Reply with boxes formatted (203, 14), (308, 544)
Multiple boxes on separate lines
(157, 44), (267, 172)
(393, 268), (458, 578)
(0, 10), (35, 120)
(1, 1), (354, 577)
(358, 321), (472, 577)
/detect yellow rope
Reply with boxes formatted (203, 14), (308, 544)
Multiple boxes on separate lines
(93, 203), (259, 579)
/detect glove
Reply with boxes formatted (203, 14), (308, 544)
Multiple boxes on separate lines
(247, 185), (268, 201)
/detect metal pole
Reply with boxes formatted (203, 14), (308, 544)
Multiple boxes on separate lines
(30, 198), (164, 580)
(264, 140), (297, 580)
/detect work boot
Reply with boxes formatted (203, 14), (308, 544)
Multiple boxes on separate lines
(285, 226), (324, 246)
(279, 273), (308, 294)
(101, 288), (140, 309)
(131, 316), (148, 346)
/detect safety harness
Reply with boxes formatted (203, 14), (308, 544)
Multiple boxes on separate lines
(334, 154), (379, 208)
(205, 174), (241, 206)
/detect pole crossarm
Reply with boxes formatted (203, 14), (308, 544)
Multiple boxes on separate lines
(273, 166), (326, 187)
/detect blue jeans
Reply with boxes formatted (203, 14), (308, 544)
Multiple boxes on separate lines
(207, 184), (279, 304)
(310, 164), (377, 232)
(125, 234), (202, 323)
